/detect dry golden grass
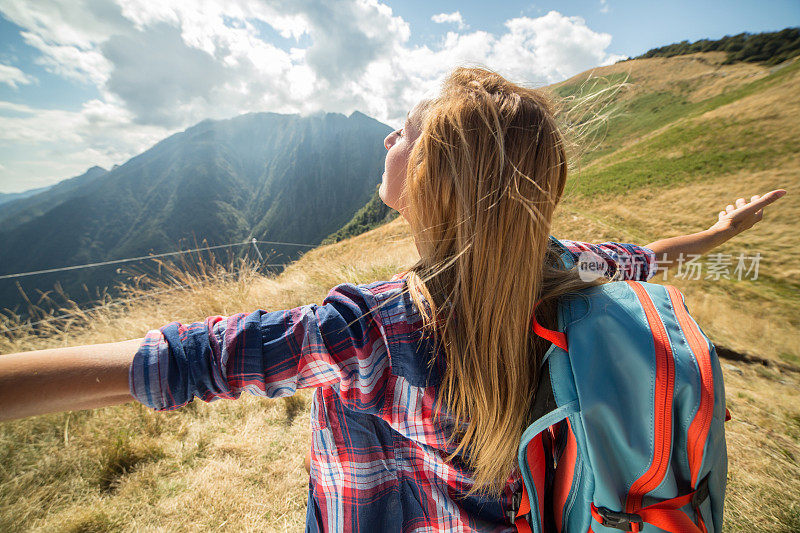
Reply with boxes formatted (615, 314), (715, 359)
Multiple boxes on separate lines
(699, 60), (800, 145)
(718, 361), (800, 530)
(0, 220), (419, 532)
(2, 212), (798, 531)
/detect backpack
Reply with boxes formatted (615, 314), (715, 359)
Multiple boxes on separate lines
(511, 240), (729, 532)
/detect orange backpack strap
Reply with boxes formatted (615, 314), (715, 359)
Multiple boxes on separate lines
(514, 482), (533, 533)
(531, 300), (568, 352)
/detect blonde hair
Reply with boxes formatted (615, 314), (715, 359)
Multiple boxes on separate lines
(398, 66), (606, 498)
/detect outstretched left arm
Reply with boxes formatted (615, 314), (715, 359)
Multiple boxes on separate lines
(645, 189), (786, 270)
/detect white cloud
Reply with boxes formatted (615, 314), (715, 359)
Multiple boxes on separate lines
(0, 98), (167, 191)
(0, 63), (35, 88)
(599, 0), (610, 14)
(491, 12), (617, 82)
(0, 1), (624, 191)
(431, 11), (467, 30)
(0, 0), (127, 85)
(20, 31), (111, 85)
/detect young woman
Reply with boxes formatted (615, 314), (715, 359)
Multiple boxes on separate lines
(0, 67), (785, 532)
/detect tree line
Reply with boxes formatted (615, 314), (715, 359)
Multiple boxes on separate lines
(630, 27), (800, 66)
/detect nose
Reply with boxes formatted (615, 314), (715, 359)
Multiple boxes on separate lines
(384, 131), (396, 150)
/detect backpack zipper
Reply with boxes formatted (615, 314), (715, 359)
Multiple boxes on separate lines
(624, 281), (676, 513)
(562, 452), (583, 530)
(666, 285), (715, 488)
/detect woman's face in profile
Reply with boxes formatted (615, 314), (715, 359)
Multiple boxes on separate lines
(379, 105), (423, 218)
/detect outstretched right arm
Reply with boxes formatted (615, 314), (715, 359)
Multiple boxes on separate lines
(1, 283), (388, 422)
(0, 338), (140, 422)
(558, 189), (786, 280)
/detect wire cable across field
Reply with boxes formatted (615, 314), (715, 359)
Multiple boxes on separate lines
(1, 268), (252, 334)
(0, 237), (321, 333)
(0, 239), (317, 280)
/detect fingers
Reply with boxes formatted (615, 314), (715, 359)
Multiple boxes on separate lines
(739, 189), (786, 216)
(727, 189), (786, 216)
(719, 211), (726, 219)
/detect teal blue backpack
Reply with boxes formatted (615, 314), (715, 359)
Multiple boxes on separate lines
(512, 241), (729, 532)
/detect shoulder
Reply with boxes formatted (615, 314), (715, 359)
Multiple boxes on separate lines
(324, 279), (407, 314)
(321, 278), (418, 341)
(339, 278), (421, 332)
(335, 277), (440, 388)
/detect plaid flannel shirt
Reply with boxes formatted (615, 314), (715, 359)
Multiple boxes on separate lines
(129, 238), (656, 532)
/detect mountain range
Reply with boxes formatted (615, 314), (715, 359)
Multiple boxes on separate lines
(0, 111), (392, 315)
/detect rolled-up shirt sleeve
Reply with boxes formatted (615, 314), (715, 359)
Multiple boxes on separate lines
(557, 239), (657, 281)
(129, 282), (389, 411)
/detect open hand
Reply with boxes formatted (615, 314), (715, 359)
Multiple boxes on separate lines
(708, 189), (787, 238)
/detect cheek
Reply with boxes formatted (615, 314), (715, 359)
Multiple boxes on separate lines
(382, 171), (401, 206)
(386, 145), (400, 169)
(386, 148), (406, 183)
(381, 148), (409, 209)
(378, 180), (388, 202)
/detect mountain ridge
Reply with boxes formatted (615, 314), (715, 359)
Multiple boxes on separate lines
(0, 111), (392, 314)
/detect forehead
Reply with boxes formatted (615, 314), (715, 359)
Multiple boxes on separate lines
(401, 112), (411, 131)
(404, 106), (424, 133)
(406, 99), (432, 127)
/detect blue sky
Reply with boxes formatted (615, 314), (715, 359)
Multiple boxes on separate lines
(389, 1), (800, 57)
(0, 0), (797, 193)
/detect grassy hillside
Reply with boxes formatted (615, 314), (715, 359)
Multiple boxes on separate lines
(554, 51), (799, 366)
(1, 52), (798, 531)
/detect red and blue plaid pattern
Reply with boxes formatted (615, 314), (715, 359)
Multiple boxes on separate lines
(556, 239), (655, 281)
(129, 238), (656, 532)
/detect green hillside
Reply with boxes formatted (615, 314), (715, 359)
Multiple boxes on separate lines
(557, 57), (798, 194)
(548, 51), (799, 372)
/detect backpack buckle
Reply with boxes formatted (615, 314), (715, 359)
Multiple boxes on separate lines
(594, 506), (643, 531)
(691, 473), (711, 508)
(506, 489), (525, 523)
